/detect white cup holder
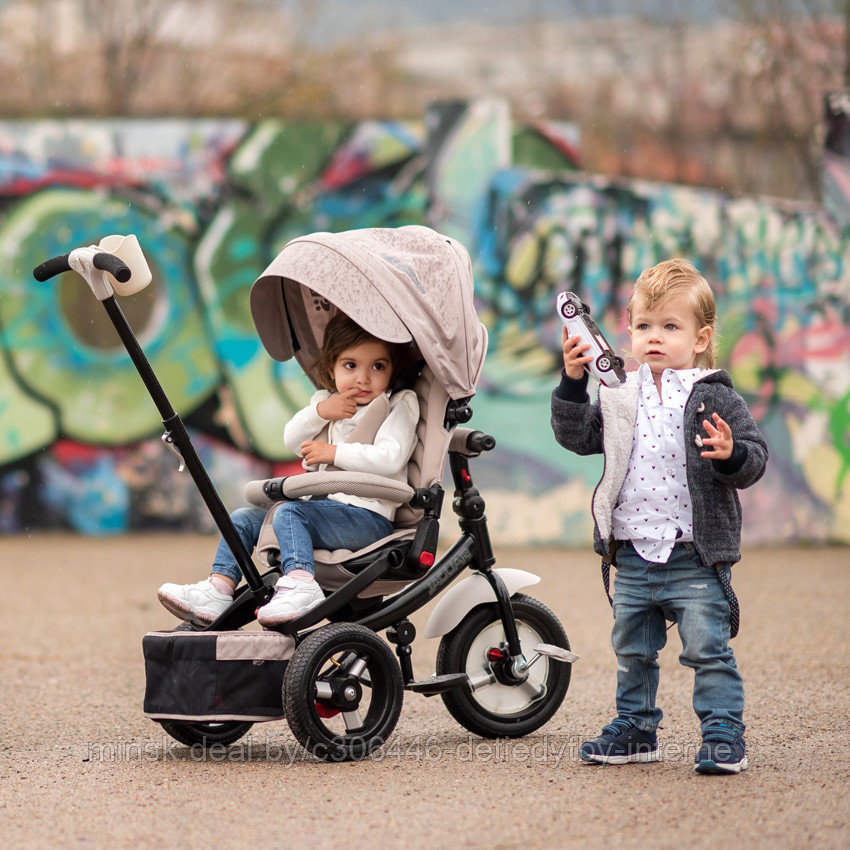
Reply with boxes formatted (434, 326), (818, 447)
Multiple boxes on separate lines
(97, 234), (153, 295)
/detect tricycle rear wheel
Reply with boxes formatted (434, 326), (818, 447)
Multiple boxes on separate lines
(283, 623), (403, 761)
(158, 719), (254, 748)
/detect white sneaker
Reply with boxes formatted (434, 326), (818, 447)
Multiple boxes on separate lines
(157, 579), (232, 624)
(257, 575), (325, 626)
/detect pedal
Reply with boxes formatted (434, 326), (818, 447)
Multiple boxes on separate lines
(533, 643), (580, 664)
(406, 673), (469, 696)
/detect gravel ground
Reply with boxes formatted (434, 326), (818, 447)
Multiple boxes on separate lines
(1, 533), (848, 849)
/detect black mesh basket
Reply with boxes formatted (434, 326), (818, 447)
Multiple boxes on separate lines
(143, 630), (295, 721)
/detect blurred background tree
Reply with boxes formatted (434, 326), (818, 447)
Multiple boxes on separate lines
(0, 0), (846, 201)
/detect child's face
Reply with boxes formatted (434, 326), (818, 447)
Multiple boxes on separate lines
(628, 291), (712, 374)
(332, 339), (393, 404)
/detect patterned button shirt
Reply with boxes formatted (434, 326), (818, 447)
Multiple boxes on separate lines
(612, 363), (703, 563)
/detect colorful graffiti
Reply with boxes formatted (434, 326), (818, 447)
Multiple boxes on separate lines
(0, 101), (848, 547)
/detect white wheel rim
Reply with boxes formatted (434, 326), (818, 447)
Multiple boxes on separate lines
(465, 621), (550, 716)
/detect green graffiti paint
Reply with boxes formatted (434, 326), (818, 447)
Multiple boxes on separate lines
(0, 189), (217, 445)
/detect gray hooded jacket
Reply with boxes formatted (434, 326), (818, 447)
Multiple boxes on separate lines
(550, 369), (768, 568)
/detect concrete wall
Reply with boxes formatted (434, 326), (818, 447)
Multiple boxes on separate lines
(1, 101), (847, 545)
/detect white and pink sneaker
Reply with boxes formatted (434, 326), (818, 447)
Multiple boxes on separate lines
(257, 575), (325, 627)
(157, 578), (232, 624)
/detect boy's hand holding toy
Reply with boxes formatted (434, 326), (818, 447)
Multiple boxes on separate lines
(562, 328), (594, 379)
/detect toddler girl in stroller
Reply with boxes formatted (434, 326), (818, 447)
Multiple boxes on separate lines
(157, 312), (419, 626)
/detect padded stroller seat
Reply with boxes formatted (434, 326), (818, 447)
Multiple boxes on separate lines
(312, 533), (417, 596)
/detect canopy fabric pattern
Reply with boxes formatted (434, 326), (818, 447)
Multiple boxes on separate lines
(250, 226), (488, 399)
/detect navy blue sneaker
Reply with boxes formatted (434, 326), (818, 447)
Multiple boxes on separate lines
(695, 724), (748, 774)
(579, 718), (660, 765)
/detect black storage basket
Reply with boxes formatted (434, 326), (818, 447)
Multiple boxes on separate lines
(143, 630), (295, 722)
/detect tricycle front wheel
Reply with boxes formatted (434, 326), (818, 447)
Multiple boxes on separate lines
(436, 594), (572, 738)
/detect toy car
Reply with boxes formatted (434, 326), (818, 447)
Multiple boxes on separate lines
(556, 291), (626, 388)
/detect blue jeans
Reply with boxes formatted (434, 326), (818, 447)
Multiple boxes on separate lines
(610, 541), (744, 735)
(211, 501), (395, 585)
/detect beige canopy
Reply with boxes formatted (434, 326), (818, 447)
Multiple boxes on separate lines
(250, 226), (488, 399)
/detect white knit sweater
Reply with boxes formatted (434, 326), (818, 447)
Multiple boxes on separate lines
(283, 389), (419, 520)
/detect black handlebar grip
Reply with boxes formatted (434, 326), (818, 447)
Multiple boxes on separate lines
(93, 253), (131, 283)
(33, 252), (131, 284)
(33, 254), (71, 282)
(467, 431), (496, 452)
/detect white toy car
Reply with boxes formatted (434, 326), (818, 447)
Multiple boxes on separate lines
(556, 291), (626, 388)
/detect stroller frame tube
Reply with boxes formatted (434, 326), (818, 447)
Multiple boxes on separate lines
(354, 533), (476, 632)
(355, 455), (523, 659)
(101, 296), (267, 599)
(449, 452), (524, 659)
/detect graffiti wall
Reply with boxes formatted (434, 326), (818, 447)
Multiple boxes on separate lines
(0, 101), (848, 547)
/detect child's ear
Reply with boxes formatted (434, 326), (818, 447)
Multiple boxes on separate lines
(694, 325), (712, 354)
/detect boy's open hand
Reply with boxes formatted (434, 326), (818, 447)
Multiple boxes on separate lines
(301, 440), (336, 466)
(700, 412), (733, 461)
(562, 327), (593, 379)
(316, 388), (359, 421)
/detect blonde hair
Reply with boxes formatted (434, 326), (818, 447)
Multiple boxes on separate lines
(627, 258), (717, 369)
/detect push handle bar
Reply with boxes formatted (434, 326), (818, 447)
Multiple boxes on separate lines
(32, 245), (262, 597)
(33, 252), (131, 283)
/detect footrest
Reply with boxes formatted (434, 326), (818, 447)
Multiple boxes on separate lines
(534, 643), (580, 663)
(405, 673), (469, 696)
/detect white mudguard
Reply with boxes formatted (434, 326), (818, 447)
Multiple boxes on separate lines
(422, 569), (541, 639)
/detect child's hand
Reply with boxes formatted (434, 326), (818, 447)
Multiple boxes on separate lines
(316, 388), (359, 421)
(700, 412), (733, 461)
(301, 441), (336, 466)
(562, 327), (593, 379)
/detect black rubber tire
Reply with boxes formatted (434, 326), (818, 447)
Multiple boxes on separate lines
(596, 354), (613, 372)
(561, 301), (578, 319)
(436, 594), (572, 739)
(156, 622), (254, 749)
(283, 623), (403, 762)
(158, 718), (254, 748)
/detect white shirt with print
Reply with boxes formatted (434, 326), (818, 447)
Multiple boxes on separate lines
(612, 363), (704, 563)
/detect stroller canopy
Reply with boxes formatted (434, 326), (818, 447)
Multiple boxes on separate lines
(250, 226), (488, 399)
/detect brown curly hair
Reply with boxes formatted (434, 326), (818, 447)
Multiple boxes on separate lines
(312, 312), (414, 392)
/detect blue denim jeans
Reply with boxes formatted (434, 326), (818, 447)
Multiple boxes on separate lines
(211, 501), (395, 585)
(610, 541), (744, 735)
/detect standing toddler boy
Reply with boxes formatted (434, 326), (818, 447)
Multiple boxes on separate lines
(550, 259), (768, 774)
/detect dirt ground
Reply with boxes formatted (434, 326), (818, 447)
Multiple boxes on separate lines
(1, 533), (848, 849)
